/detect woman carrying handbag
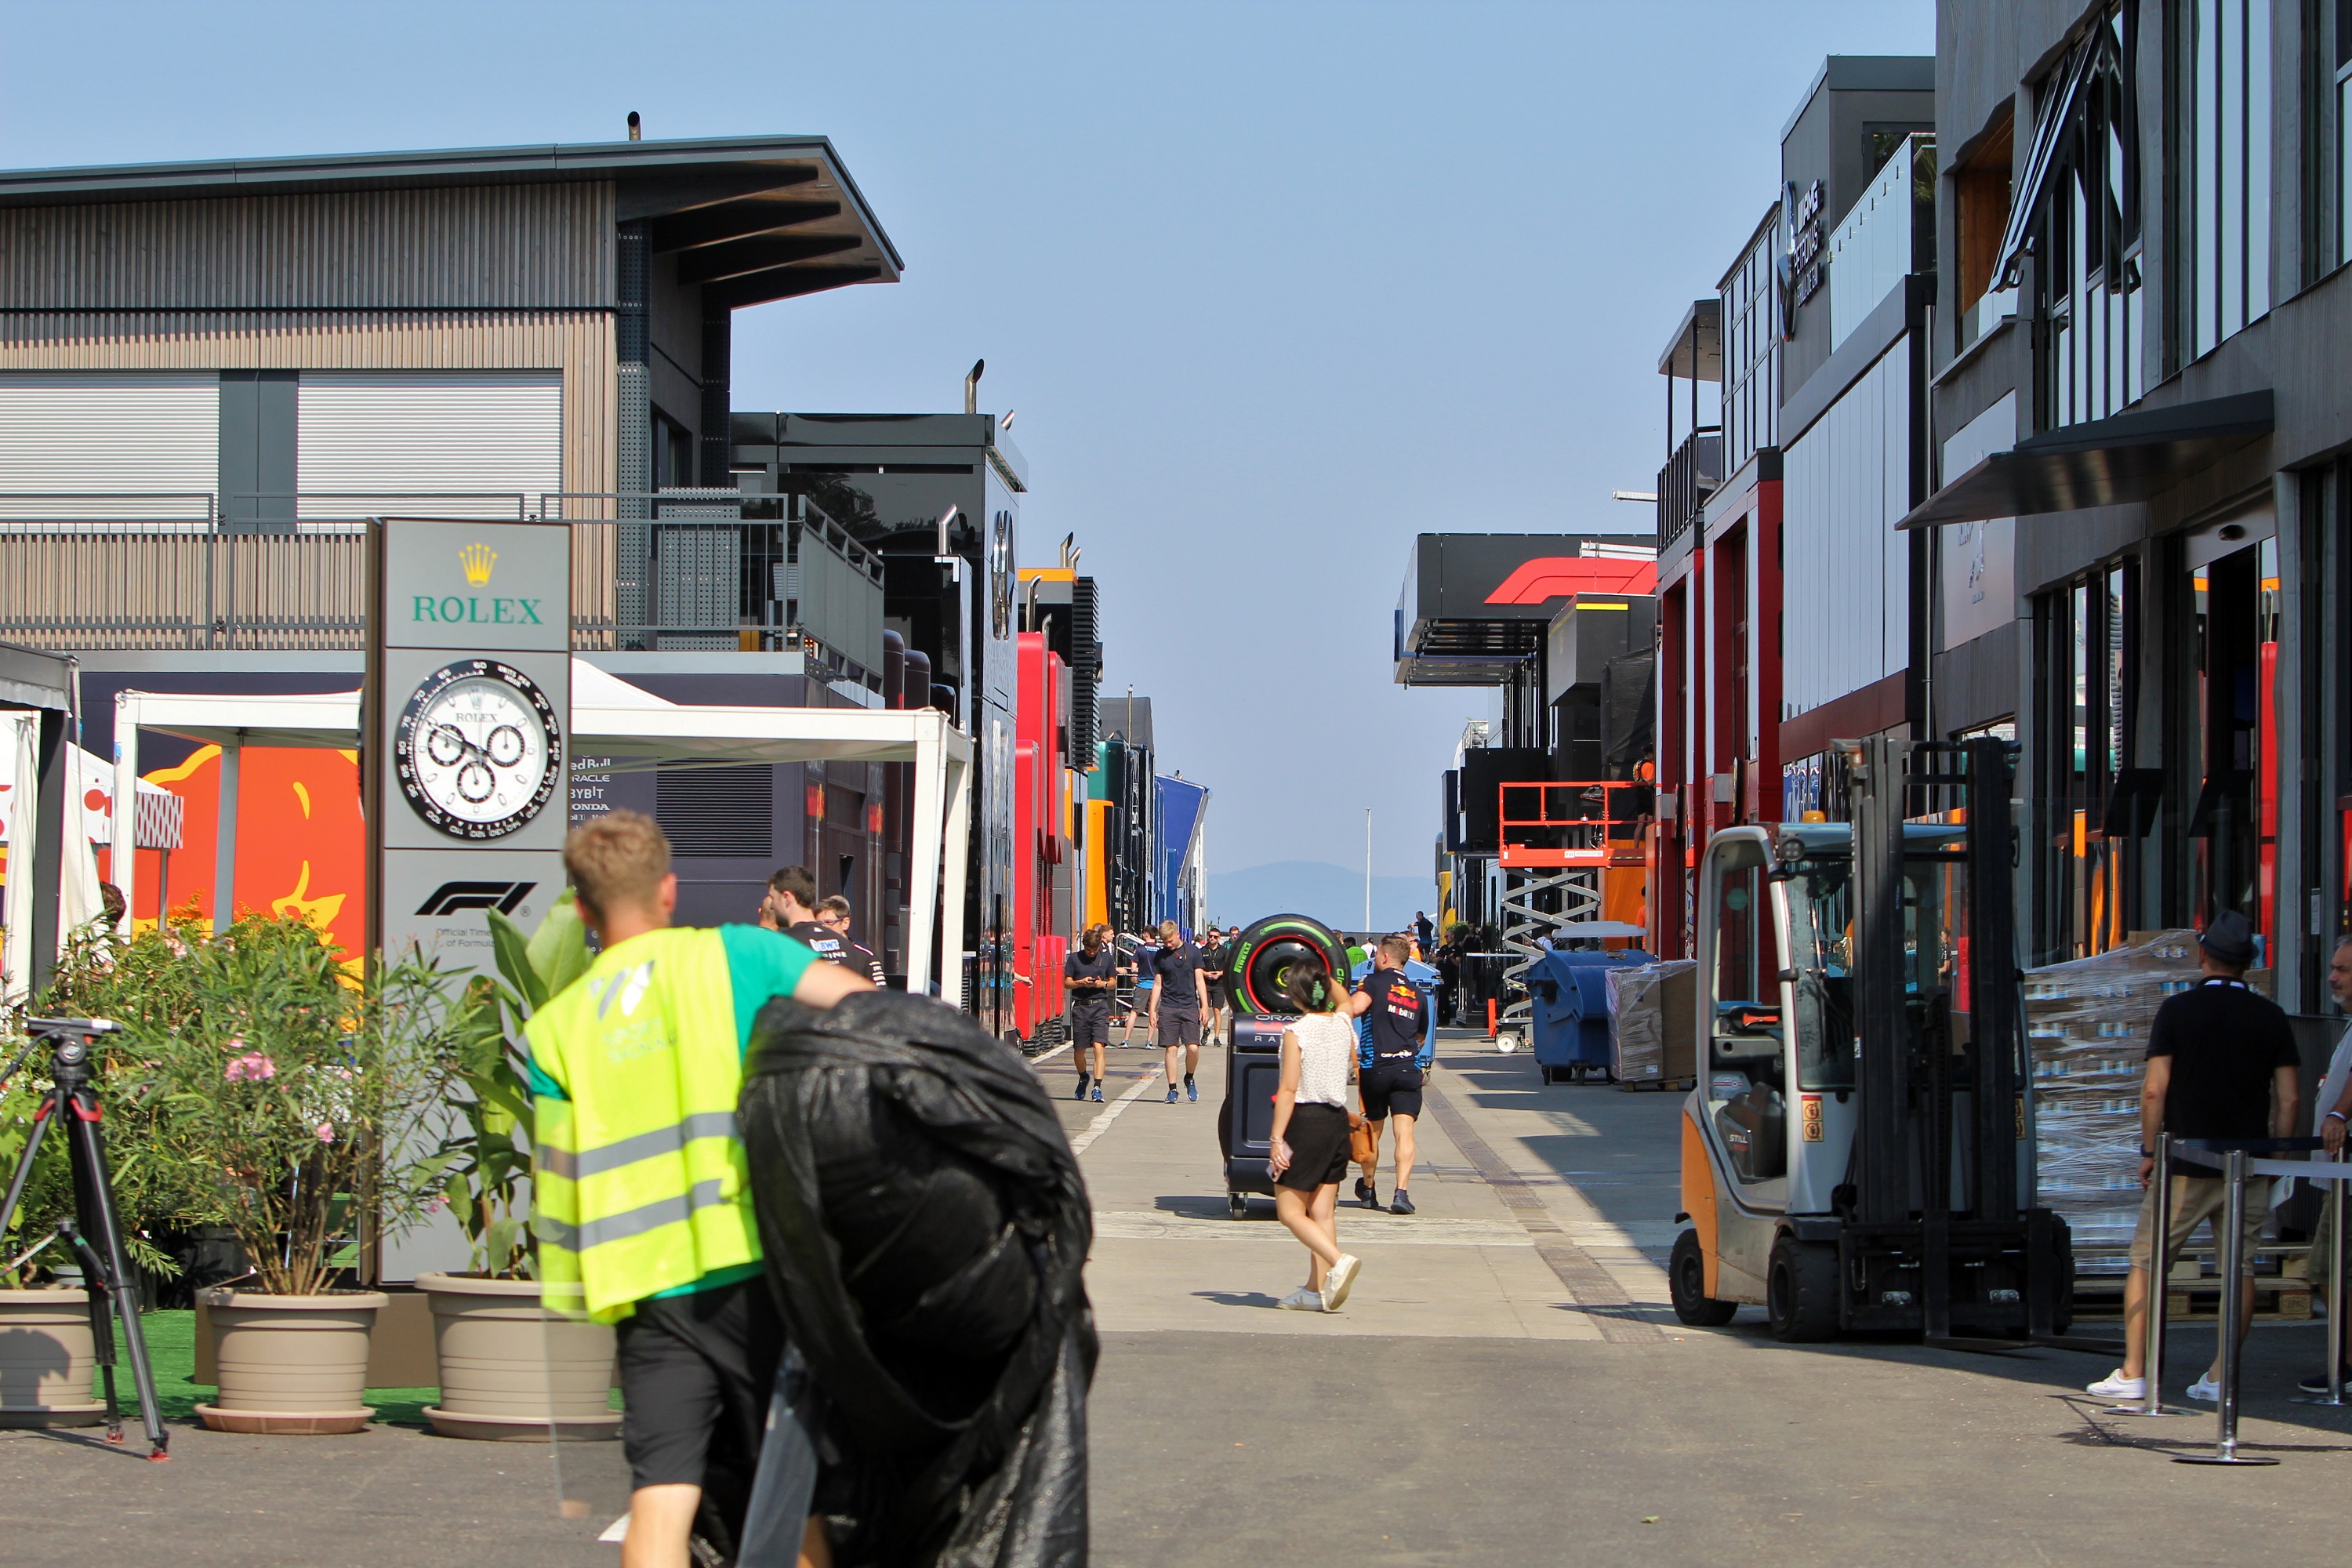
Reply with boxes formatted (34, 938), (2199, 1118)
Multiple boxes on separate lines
(1266, 962), (1372, 1312)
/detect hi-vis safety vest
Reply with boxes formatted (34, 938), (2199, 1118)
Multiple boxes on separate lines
(526, 927), (757, 1323)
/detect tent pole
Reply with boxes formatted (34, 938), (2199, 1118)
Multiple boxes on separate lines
(111, 693), (140, 935)
(214, 740), (240, 933)
(907, 717), (942, 998)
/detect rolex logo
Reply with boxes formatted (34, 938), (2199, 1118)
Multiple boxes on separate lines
(459, 543), (498, 586)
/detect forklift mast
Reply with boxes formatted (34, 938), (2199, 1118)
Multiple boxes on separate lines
(1844, 734), (2060, 1342)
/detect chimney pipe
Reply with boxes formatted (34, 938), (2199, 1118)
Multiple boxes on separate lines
(935, 504), (960, 557)
(964, 358), (985, 415)
(626, 111), (642, 141)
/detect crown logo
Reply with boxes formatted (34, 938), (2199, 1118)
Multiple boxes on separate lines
(459, 543), (497, 586)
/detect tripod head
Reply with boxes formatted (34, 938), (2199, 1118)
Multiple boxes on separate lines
(20, 1016), (118, 1088)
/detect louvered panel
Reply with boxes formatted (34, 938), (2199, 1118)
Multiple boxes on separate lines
(655, 763), (774, 857)
(296, 371), (562, 517)
(0, 372), (216, 518)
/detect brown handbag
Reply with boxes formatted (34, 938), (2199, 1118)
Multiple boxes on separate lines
(1347, 1110), (1377, 1166)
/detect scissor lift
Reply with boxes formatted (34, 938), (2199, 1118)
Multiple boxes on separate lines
(1494, 781), (1646, 1036)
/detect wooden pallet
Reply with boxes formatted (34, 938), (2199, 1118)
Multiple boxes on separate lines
(1616, 1076), (1695, 1094)
(2071, 1248), (2316, 1323)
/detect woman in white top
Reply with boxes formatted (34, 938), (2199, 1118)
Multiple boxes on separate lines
(1268, 964), (1370, 1311)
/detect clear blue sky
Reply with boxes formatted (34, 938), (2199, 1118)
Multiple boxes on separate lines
(0, 1), (1933, 882)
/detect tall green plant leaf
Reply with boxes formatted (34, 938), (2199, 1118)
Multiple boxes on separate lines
(524, 887), (590, 1003)
(485, 909), (548, 1014)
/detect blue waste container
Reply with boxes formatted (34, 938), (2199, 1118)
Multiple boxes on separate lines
(1528, 949), (1652, 1083)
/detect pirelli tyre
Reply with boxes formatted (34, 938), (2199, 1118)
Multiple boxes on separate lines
(1222, 914), (1348, 1018)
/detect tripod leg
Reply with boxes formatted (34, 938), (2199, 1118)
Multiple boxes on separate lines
(64, 1095), (169, 1457)
(0, 1089), (60, 1245)
(62, 1224), (123, 1443)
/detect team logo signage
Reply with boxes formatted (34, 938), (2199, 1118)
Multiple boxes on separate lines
(366, 517), (572, 967)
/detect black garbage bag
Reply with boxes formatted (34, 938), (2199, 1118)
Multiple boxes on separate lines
(739, 991), (1097, 1568)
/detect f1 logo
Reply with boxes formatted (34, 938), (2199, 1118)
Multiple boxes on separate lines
(416, 881), (535, 916)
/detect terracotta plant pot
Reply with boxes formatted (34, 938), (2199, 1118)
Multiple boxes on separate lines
(416, 1272), (620, 1441)
(0, 1288), (106, 1427)
(196, 1287), (387, 1435)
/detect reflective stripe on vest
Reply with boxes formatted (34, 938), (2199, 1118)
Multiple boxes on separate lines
(526, 927), (759, 1322)
(534, 1111), (740, 1181)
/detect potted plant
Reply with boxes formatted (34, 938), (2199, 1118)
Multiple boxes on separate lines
(95, 913), (462, 1434)
(416, 893), (619, 1441)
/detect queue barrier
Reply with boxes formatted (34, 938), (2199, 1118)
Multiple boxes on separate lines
(2109, 1135), (2350, 1466)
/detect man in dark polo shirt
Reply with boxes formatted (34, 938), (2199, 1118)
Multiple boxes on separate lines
(1065, 923), (1119, 1104)
(1147, 921), (1209, 1104)
(2085, 911), (2301, 1406)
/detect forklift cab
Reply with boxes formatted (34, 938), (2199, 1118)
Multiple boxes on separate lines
(1675, 742), (2067, 1344)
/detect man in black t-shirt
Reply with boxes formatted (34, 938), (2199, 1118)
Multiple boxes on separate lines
(763, 865), (848, 967)
(1065, 924), (1119, 1104)
(1198, 931), (1231, 1048)
(1353, 934), (1432, 1214)
(1147, 921), (1209, 1104)
(2085, 911), (2302, 1406)
(818, 895), (887, 985)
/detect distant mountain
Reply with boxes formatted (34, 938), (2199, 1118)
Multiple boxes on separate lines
(1208, 861), (1436, 935)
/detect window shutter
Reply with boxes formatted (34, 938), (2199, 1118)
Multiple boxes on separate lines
(297, 372), (561, 518)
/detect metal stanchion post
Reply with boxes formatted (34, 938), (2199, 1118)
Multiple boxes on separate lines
(2110, 1134), (2185, 1416)
(2177, 1147), (2278, 1466)
(2294, 1163), (2349, 1407)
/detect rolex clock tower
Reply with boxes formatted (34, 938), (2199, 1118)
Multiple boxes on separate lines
(363, 517), (572, 967)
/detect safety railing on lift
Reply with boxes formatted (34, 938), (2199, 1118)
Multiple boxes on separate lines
(1493, 780), (1648, 1039)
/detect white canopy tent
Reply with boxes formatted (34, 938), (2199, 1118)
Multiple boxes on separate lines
(110, 666), (973, 996)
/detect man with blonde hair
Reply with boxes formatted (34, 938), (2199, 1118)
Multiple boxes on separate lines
(1146, 920), (1210, 1103)
(527, 811), (869, 1568)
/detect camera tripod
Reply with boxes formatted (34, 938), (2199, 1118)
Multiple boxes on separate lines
(0, 1016), (169, 1458)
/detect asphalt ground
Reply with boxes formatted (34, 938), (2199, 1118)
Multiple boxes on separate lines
(6, 1026), (2352, 1565)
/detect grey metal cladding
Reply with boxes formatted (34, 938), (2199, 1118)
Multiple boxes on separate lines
(0, 183), (617, 309)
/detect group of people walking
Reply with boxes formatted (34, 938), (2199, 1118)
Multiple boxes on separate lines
(1062, 918), (1438, 1316)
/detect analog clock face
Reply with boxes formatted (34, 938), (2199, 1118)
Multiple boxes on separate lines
(394, 660), (563, 840)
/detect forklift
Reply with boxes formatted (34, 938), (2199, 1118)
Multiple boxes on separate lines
(1668, 735), (2077, 1344)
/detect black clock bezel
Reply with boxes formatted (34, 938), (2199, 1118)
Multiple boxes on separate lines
(393, 659), (564, 840)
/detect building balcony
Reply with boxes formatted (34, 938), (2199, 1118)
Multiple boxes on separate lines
(0, 491), (886, 683)
(1656, 428), (1722, 551)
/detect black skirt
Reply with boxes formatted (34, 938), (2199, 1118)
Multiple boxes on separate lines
(1275, 1102), (1353, 1192)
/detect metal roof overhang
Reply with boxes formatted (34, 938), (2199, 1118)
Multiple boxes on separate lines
(1896, 390), (2274, 530)
(0, 136), (903, 307)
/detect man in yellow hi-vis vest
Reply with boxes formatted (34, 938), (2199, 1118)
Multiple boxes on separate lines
(527, 811), (869, 1568)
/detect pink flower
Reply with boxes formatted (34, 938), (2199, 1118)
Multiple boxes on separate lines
(225, 1052), (276, 1083)
(314, 1122), (336, 1144)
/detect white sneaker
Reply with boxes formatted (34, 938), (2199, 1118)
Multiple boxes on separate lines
(2185, 1374), (2220, 1403)
(1278, 1287), (1323, 1312)
(2085, 1369), (2146, 1400)
(1322, 1253), (1363, 1312)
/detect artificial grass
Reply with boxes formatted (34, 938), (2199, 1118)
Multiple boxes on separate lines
(110, 1309), (439, 1428)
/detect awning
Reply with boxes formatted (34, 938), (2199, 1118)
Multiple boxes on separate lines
(1896, 390), (2273, 531)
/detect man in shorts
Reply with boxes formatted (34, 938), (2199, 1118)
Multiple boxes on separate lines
(1197, 926), (1231, 1047)
(525, 812), (871, 1568)
(1353, 934), (1432, 1214)
(1065, 922), (1119, 1102)
(2301, 935), (2352, 1391)
(1147, 920), (1209, 1103)
(816, 894), (887, 985)
(2085, 911), (2301, 1406)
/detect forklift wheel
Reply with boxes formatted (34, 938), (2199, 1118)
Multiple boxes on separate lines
(1229, 1192), (1249, 1219)
(1668, 1232), (1737, 1327)
(1766, 1236), (1839, 1342)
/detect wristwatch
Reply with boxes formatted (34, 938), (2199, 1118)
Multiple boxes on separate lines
(2138, 1147), (2154, 1158)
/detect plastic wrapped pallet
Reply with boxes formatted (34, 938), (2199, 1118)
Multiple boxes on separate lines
(2024, 931), (2203, 1265)
(1608, 960), (1696, 1086)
